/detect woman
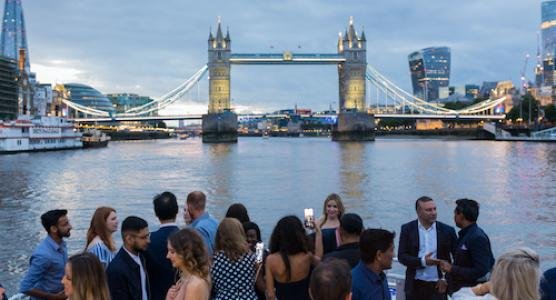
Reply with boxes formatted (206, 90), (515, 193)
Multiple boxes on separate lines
(243, 221), (269, 300)
(61, 252), (110, 300)
(166, 228), (211, 300)
(225, 203), (250, 223)
(211, 218), (258, 300)
(85, 206), (118, 267)
(265, 215), (319, 300)
(317, 193), (345, 256)
(452, 247), (541, 300)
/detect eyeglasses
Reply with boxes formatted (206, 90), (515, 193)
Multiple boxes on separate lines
(133, 233), (150, 240)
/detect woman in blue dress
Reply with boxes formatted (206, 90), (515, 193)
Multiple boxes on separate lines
(85, 206), (119, 268)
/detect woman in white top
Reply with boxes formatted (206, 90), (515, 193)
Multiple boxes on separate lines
(85, 206), (118, 268)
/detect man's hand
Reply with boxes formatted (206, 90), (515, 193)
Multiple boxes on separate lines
(439, 260), (452, 273)
(425, 253), (440, 266)
(435, 279), (447, 294)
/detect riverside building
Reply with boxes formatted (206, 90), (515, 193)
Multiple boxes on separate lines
(408, 47), (451, 101)
(0, 55), (18, 120)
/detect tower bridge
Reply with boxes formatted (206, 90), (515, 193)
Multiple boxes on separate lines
(65, 17), (508, 143)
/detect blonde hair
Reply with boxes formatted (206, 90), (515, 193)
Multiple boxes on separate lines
(319, 193), (345, 228)
(69, 252), (110, 300)
(215, 218), (250, 260)
(168, 228), (210, 283)
(490, 247), (540, 300)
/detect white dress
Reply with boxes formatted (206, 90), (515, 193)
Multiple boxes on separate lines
(451, 288), (497, 300)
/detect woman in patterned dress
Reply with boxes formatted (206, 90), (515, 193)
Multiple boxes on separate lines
(211, 218), (258, 300)
(85, 206), (118, 267)
(166, 228), (211, 300)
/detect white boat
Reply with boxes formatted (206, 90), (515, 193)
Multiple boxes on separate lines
(0, 116), (82, 153)
(81, 129), (110, 148)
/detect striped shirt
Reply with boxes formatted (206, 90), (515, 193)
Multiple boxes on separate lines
(88, 240), (116, 268)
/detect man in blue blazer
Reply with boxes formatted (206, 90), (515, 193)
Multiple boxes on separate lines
(399, 196), (458, 300)
(439, 198), (495, 294)
(145, 192), (180, 300)
(107, 216), (151, 300)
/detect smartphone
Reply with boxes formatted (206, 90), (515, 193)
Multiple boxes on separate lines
(255, 242), (264, 263)
(304, 208), (314, 229)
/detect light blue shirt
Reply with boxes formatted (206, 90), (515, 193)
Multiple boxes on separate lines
(416, 221), (438, 282)
(87, 240), (116, 268)
(19, 235), (68, 299)
(190, 212), (218, 254)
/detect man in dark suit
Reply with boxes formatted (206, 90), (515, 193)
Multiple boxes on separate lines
(398, 196), (458, 300)
(439, 198), (495, 294)
(145, 192), (180, 300)
(107, 216), (151, 300)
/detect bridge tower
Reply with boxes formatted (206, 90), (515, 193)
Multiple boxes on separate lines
(333, 17), (375, 141)
(203, 19), (237, 143)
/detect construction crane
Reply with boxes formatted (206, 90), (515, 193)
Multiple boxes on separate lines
(520, 53), (530, 95)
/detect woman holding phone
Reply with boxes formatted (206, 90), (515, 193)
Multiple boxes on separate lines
(317, 193), (345, 255)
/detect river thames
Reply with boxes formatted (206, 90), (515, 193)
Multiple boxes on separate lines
(0, 137), (555, 294)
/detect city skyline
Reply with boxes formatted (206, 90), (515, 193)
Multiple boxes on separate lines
(7, 0), (540, 114)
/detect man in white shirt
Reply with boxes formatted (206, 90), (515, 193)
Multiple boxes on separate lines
(398, 196), (458, 300)
(107, 216), (151, 300)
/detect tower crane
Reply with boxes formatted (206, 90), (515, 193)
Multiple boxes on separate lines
(520, 53), (530, 95)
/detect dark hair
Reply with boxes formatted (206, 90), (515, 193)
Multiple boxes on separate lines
(360, 229), (395, 264)
(269, 215), (309, 281)
(309, 260), (351, 300)
(339, 213), (363, 235)
(242, 221), (262, 242)
(455, 198), (479, 222)
(41, 209), (68, 233)
(186, 191), (206, 211)
(225, 203), (250, 223)
(415, 196), (433, 210)
(121, 216), (148, 238)
(153, 191), (178, 221)
(168, 228), (210, 282)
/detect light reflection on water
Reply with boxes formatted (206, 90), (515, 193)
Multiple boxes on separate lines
(0, 138), (554, 295)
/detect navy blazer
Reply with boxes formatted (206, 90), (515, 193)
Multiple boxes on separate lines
(106, 247), (151, 300)
(398, 220), (458, 296)
(449, 223), (494, 293)
(145, 225), (179, 300)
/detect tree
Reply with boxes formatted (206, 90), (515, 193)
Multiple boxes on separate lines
(506, 93), (539, 123)
(544, 104), (556, 122)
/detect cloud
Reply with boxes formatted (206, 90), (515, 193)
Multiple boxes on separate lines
(16, 0), (543, 112)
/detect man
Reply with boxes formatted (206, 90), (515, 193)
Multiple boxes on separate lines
(107, 216), (151, 300)
(351, 228), (395, 300)
(541, 267), (556, 300)
(398, 196), (458, 300)
(323, 213), (363, 268)
(20, 209), (72, 300)
(439, 198), (495, 294)
(145, 192), (180, 300)
(184, 191), (218, 254)
(310, 260), (352, 300)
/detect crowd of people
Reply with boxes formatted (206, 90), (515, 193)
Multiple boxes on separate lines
(3, 192), (556, 300)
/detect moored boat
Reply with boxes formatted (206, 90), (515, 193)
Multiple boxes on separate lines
(81, 129), (110, 148)
(0, 116), (82, 153)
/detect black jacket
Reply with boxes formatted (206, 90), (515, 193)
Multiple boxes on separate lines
(449, 223), (494, 293)
(106, 247), (151, 300)
(323, 242), (360, 269)
(145, 225), (179, 300)
(398, 220), (458, 296)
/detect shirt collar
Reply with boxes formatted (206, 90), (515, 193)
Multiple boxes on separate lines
(123, 246), (141, 264)
(190, 212), (209, 226)
(46, 235), (66, 252)
(458, 222), (477, 238)
(159, 222), (178, 228)
(418, 221), (436, 231)
(357, 261), (386, 284)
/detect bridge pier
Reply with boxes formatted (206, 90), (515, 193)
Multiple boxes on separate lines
(202, 111), (238, 143)
(332, 111), (375, 141)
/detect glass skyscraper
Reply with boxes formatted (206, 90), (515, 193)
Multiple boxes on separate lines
(542, 1), (556, 86)
(408, 47), (451, 101)
(0, 0), (29, 72)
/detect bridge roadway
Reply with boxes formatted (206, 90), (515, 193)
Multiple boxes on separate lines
(229, 53), (346, 65)
(71, 113), (506, 123)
